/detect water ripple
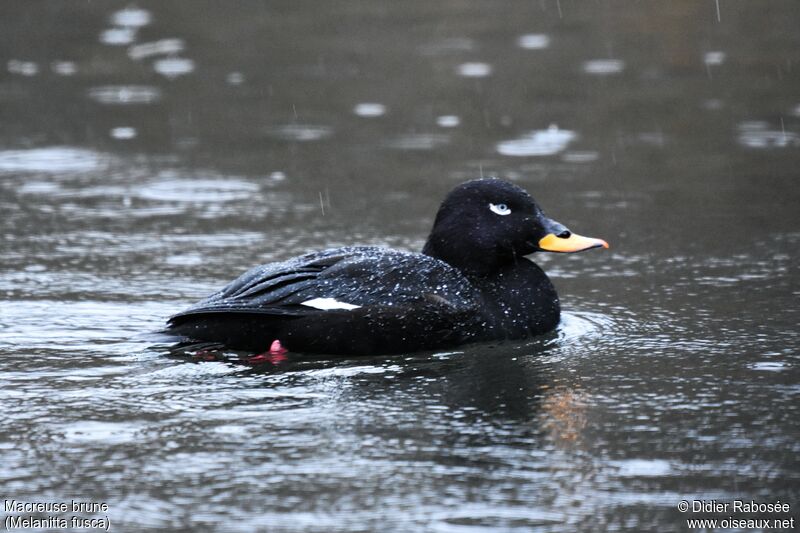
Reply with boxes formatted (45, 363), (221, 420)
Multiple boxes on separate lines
(128, 39), (185, 60)
(266, 124), (334, 142)
(385, 133), (450, 150)
(7, 60), (39, 76)
(134, 178), (260, 202)
(737, 121), (800, 149)
(0, 147), (106, 173)
(87, 85), (163, 105)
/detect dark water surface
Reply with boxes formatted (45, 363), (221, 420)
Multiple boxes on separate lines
(1, 1), (799, 531)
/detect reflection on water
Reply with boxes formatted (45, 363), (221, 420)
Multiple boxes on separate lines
(1, 1), (799, 531)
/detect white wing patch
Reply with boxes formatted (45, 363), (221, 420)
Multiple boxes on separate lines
(300, 297), (361, 311)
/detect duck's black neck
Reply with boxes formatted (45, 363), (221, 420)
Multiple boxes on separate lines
(422, 238), (496, 275)
(423, 235), (526, 276)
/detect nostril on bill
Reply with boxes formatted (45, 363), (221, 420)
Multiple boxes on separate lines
(557, 230), (571, 239)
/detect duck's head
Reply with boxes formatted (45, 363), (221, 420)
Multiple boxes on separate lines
(422, 178), (609, 273)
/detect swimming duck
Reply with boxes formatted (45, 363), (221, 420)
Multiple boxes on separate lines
(164, 178), (608, 355)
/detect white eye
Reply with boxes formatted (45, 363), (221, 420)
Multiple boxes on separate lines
(489, 203), (511, 216)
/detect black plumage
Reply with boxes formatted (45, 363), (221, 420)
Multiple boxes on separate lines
(164, 178), (608, 355)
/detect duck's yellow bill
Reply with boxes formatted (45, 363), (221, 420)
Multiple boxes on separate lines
(538, 233), (609, 253)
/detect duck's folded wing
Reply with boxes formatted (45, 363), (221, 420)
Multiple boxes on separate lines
(168, 248), (354, 322)
(168, 246), (480, 325)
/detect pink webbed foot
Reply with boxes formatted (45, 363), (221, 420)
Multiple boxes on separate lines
(245, 339), (289, 365)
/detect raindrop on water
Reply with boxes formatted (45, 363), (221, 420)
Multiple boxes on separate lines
(269, 171), (287, 182)
(110, 127), (137, 140)
(153, 57), (195, 79)
(582, 59), (625, 75)
(111, 6), (152, 28)
(457, 62), (492, 78)
(51, 61), (77, 76)
(703, 51), (726, 66)
(436, 115), (460, 128)
(226, 71), (245, 85)
(87, 85), (162, 105)
(496, 125), (577, 157)
(266, 125), (333, 142)
(353, 103), (387, 117)
(128, 39), (185, 60)
(737, 121), (799, 149)
(0, 147), (105, 173)
(385, 134), (450, 151)
(748, 361), (788, 372)
(100, 27), (137, 46)
(561, 151), (599, 163)
(135, 178), (260, 202)
(517, 34), (551, 50)
(7, 60), (38, 76)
